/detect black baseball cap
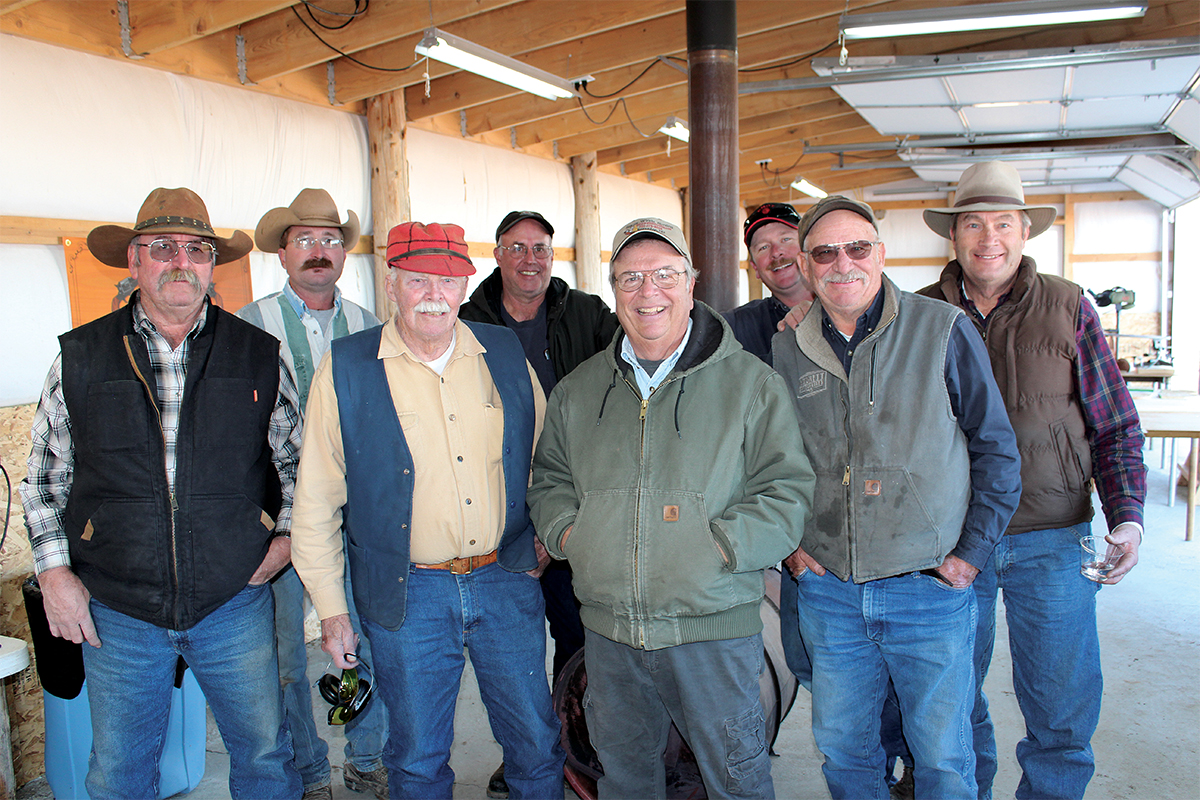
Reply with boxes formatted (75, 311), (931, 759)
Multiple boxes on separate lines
(496, 210), (554, 241)
(743, 202), (801, 248)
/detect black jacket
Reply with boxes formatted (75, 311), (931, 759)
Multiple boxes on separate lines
(459, 269), (619, 381)
(60, 300), (283, 630)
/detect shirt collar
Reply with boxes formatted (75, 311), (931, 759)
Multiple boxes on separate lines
(132, 293), (208, 340)
(283, 280), (342, 318)
(378, 316), (484, 364)
(620, 319), (694, 397)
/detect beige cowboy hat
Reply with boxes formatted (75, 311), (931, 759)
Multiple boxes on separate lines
(87, 187), (253, 268)
(255, 188), (360, 252)
(924, 161), (1058, 240)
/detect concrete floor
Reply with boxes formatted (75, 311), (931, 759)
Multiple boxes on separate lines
(23, 449), (1200, 798)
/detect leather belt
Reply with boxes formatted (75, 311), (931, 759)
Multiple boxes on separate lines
(413, 550), (498, 575)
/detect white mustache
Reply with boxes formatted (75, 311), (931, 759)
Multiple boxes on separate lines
(157, 269), (202, 290)
(414, 300), (452, 314)
(822, 269), (869, 286)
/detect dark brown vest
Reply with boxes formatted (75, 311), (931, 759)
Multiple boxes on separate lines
(920, 257), (1093, 534)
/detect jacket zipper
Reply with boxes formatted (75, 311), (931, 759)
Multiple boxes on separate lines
(124, 336), (181, 624)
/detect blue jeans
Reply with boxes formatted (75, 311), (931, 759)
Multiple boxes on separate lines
(275, 564), (388, 789)
(583, 629), (774, 800)
(362, 562), (564, 800)
(972, 524), (1102, 800)
(795, 569), (977, 800)
(81, 584), (300, 799)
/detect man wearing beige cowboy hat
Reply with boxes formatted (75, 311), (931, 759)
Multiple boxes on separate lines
(19, 187), (304, 798)
(236, 188), (386, 800)
(290, 221), (566, 799)
(919, 161), (1146, 800)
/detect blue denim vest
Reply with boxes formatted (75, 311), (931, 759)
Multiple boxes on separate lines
(330, 320), (538, 630)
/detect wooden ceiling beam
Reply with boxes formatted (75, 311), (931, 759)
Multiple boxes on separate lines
(128, 1), (293, 56)
(242, 0), (519, 83)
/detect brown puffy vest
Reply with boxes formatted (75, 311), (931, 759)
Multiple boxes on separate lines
(920, 258), (1093, 534)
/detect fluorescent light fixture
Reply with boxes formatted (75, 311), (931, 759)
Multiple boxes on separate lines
(415, 28), (576, 101)
(839, 0), (1147, 41)
(659, 116), (690, 142)
(791, 178), (828, 198)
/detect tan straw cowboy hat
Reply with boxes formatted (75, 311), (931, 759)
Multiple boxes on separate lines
(255, 188), (360, 252)
(87, 187), (253, 268)
(924, 161), (1058, 240)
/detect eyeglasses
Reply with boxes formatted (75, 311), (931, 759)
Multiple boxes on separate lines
(498, 243), (553, 261)
(289, 235), (345, 251)
(317, 657), (374, 725)
(135, 239), (217, 264)
(613, 268), (688, 292)
(804, 240), (879, 265)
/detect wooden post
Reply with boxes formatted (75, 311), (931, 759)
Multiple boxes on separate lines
(686, 0), (738, 312)
(570, 152), (603, 293)
(367, 89), (411, 321)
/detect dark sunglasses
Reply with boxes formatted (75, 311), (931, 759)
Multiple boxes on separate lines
(804, 240), (879, 265)
(317, 657), (374, 725)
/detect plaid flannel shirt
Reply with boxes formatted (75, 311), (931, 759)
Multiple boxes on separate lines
(19, 300), (303, 574)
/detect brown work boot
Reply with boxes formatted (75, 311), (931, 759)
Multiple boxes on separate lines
(343, 761), (388, 800)
(302, 785), (333, 800)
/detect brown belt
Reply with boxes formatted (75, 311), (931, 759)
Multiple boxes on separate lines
(413, 550), (498, 575)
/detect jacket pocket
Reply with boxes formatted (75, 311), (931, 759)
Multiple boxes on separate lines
(86, 381), (150, 453)
(1050, 420), (1088, 497)
(851, 467), (942, 568)
(72, 498), (162, 587)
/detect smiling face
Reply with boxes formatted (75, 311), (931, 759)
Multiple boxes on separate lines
(748, 220), (808, 303)
(800, 210), (884, 335)
(494, 217), (553, 306)
(611, 239), (695, 361)
(127, 233), (215, 324)
(278, 225), (346, 306)
(385, 268), (468, 359)
(950, 210), (1029, 295)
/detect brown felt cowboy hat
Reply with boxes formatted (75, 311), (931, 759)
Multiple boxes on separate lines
(254, 188), (360, 252)
(924, 161), (1058, 240)
(87, 187), (253, 268)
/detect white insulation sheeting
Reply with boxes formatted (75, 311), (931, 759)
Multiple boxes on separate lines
(0, 35), (684, 405)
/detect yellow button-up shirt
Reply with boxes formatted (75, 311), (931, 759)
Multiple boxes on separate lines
(291, 317), (545, 621)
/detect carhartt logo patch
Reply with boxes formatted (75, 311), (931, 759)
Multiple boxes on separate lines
(864, 480), (881, 496)
(663, 505), (680, 522)
(82, 520), (94, 541)
(795, 370), (826, 399)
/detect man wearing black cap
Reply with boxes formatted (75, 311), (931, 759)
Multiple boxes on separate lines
(774, 196), (1021, 799)
(459, 210), (618, 798)
(20, 187), (304, 798)
(724, 202), (815, 364)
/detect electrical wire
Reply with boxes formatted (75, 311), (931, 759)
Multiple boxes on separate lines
(0, 461), (11, 554)
(574, 97), (659, 138)
(581, 56), (684, 99)
(302, 0), (368, 30)
(291, 4), (421, 73)
(739, 40), (841, 73)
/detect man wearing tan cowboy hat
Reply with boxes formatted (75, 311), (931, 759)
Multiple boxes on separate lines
(19, 187), (304, 798)
(236, 188), (386, 800)
(290, 221), (566, 799)
(918, 161), (1146, 800)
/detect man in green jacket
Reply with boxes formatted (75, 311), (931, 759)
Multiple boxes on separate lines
(529, 217), (815, 800)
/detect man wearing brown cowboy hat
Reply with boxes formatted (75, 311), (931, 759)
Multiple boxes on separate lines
(290, 221), (566, 799)
(919, 161), (1146, 800)
(19, 187), (304, 798)
(237, 188), (386, 800)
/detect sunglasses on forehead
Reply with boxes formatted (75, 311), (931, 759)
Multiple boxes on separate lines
(804, 240), (879, 265)
(317, 657), (374, 725)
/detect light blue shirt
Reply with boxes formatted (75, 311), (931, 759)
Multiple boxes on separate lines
(620, 319), (694, 397)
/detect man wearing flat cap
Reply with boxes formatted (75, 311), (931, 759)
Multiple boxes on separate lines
(773, 195), (1021, 799)
(530, 217), (814, 799)
(918, 161), (1146, 800)
(20, 187), (304, 798)
(236, 188), (385, 800)
(290, 221), (565, 799)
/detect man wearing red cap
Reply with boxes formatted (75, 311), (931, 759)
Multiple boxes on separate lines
(19, 187), (304, 798)
(291, 221), (565, 799)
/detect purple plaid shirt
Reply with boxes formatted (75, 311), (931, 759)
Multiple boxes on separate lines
(960, 289), (1146, 532)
